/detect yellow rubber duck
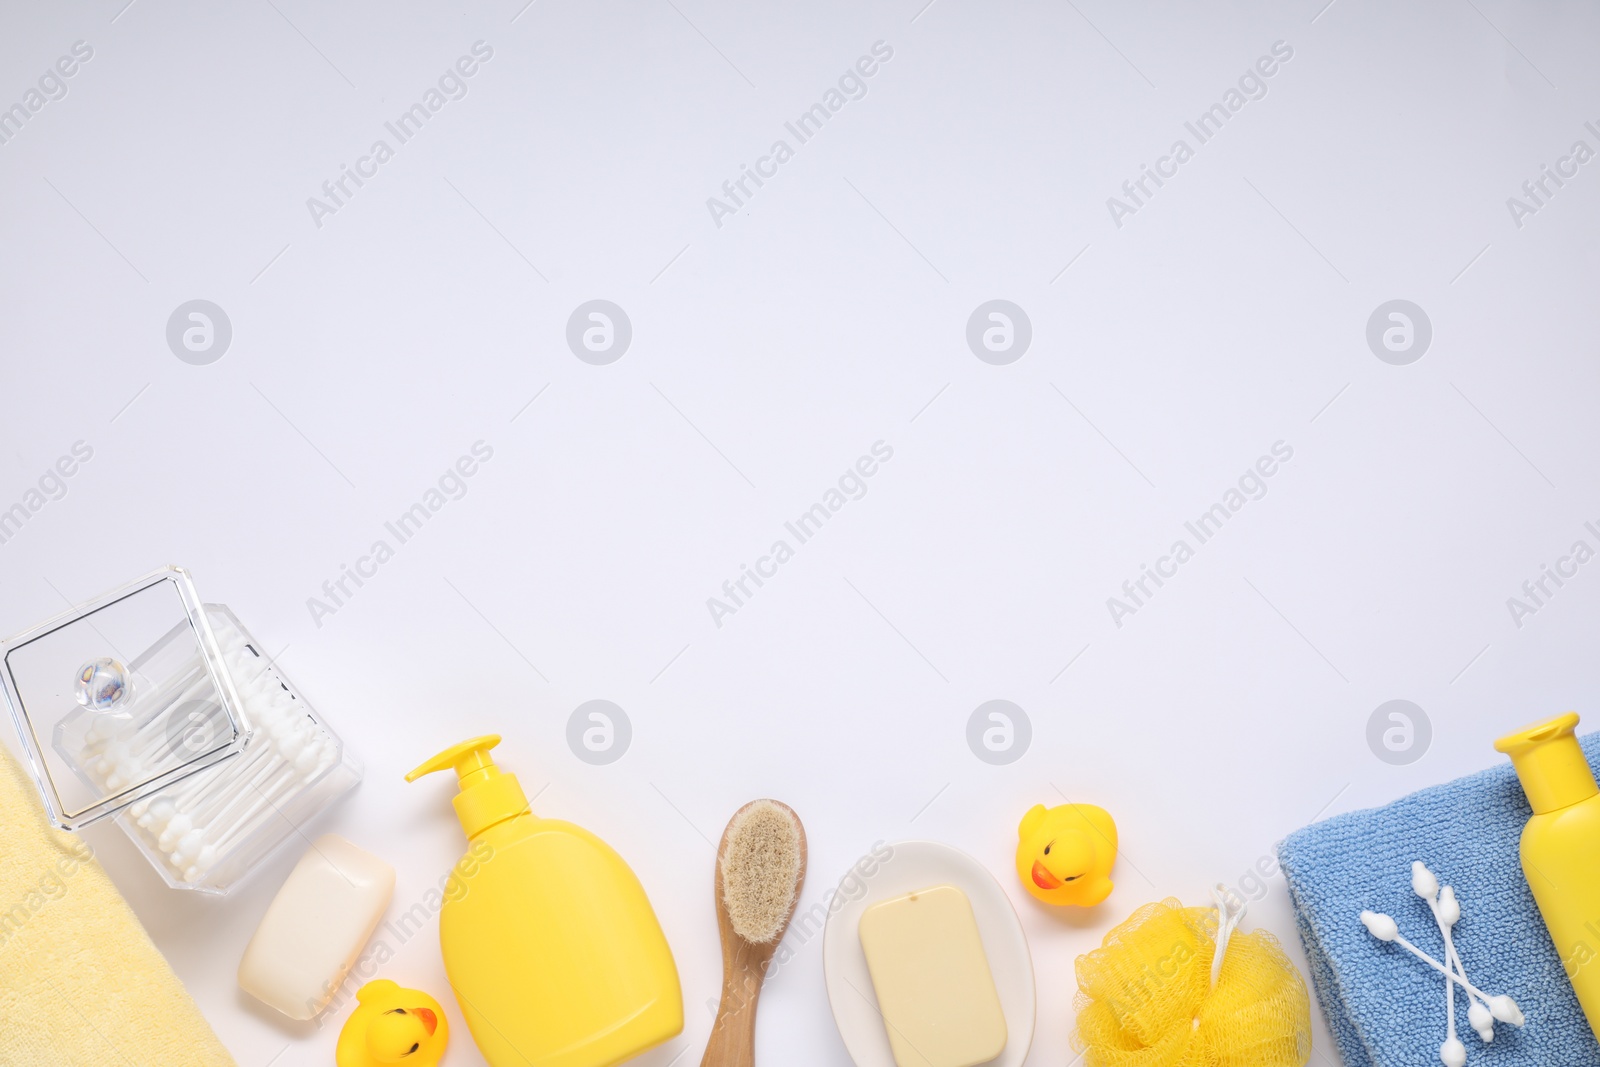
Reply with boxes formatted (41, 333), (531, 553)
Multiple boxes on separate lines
(1015, 802), (1117, 906)
(335, 979), (449, 1067)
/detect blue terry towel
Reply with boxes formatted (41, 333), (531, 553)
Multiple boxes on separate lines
(1278, 733), (1600, 1067)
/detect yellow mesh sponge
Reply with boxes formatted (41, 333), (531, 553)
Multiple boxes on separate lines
(1074, 898), (1311, 1067)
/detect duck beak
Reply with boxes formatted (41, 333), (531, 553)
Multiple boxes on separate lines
(1031, 860), (1062, 890)
(414, 1008), (438, 1036)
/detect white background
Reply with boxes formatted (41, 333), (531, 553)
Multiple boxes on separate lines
(3, 1), (1599, 1064)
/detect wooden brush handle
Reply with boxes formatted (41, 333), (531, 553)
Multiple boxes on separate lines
(699, 939), (778, 1067)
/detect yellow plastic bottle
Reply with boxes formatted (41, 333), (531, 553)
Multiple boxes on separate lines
(1496, 712), (1600, 1041)
(406, 736), (683, 1067)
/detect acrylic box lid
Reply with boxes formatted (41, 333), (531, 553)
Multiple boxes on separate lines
(0, 566), (249, 830)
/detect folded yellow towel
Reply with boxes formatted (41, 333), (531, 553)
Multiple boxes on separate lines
(0, 743), (236, 1067)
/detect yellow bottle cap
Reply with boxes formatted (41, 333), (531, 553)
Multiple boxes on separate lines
(1494, 712), (1597, 814)
(406, 735), (530, 838)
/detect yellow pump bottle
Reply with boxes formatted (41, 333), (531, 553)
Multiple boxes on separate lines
(406, 736), (683, 1067)
(1496, 712), (1600, 1041)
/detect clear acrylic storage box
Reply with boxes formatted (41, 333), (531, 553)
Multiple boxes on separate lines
(0, 566), (360, 894)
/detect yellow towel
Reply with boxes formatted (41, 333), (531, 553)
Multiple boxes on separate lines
(0, 743), (237, 1067)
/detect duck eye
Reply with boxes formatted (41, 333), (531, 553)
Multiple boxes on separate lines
(395, 1008), (407, 1015)
(1044, 843), (1052, 856)
(406, 1043), (420, 1055)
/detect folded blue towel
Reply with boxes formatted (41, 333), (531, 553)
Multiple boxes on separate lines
(1278, 734), (1600, 1067)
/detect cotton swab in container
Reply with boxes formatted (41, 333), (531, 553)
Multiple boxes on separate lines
(75, 606), (351, 891)
(4, 567), (361, 896)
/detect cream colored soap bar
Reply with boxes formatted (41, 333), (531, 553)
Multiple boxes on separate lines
(858, 884), (1007, 1067)
(238, 834), (395, 1020)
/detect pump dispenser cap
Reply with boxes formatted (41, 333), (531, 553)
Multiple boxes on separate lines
(406, 734), (530, 838)
(1495, 713), (1597, 815)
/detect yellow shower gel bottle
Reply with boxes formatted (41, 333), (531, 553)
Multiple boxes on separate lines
(406, 736), (683, 1067)
(1496, 712), (1600, 1042)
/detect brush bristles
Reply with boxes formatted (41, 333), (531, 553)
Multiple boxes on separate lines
(721, 800), (802, 944)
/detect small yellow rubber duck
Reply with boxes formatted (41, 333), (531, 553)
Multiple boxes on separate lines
(335, 979), (449, 1067)
(1015, 802), (1117, 906)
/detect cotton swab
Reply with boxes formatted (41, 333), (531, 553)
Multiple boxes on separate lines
(1412, 864), (1469, 1066)
(1437, 885), (1494, 1043)
(1359, 911), (1524, 1024)
(1362, 866), (1527, 1067)
(85, 616), (342, 887)
(1411, 865), (1522, 1037)
(1363, 915), (1523, 1023)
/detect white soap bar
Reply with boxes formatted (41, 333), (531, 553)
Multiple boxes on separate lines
(238, 834), (395, 1020)
(858, 884), (1007, 1067)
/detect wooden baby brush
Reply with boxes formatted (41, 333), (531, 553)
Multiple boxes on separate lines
(700, 799), (807, 1067)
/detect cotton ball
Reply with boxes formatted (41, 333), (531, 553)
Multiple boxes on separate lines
(291, 747), (321, 776)
(172, 828), (205, 865)
(1411, 861), (1439, 902)
(158, 813), (193, 851)
(1439, 885), (1461, 926)
(141, 797), (177, 830)
(1488, 995), (1524, 1026)
(1360, 912), (1398, 941)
